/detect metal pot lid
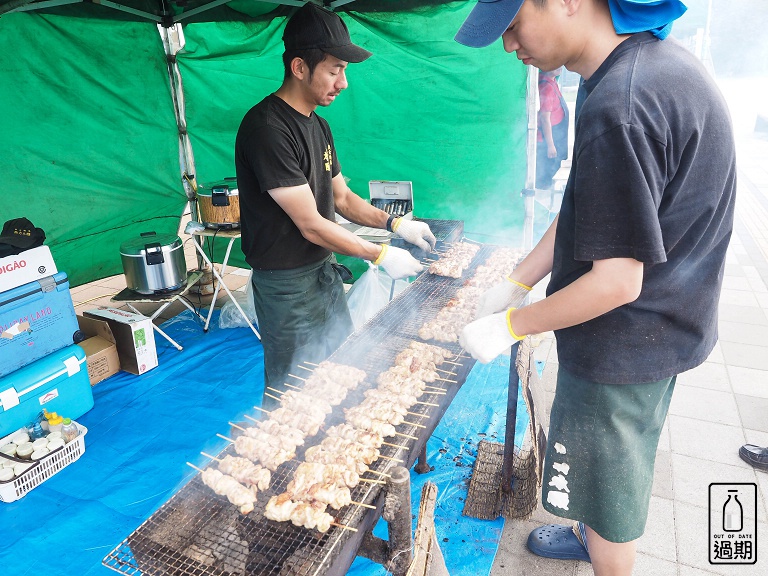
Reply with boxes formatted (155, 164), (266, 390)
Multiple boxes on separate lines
(197, 178), (239, 197)
(120, 232), (182, 256)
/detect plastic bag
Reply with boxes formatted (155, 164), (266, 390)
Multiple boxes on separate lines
(218, 270), (259, 330)
(346, 263), (408, 330)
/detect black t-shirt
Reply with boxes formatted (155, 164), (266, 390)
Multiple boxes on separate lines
(547, 33), (736, 384)
(235, 94), (341, 270)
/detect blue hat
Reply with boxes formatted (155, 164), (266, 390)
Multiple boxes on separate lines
(454, 0), (524, 48)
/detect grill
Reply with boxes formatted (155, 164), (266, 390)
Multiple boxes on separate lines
(103, 241), (510, 576)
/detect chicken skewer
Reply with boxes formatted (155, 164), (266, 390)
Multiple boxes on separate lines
(188, 462), (257, 515)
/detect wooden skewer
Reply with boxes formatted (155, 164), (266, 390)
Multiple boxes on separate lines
(229, 422), (247, 432)
(424, 385), (445, 391)
(351, 501), (376, 510)
(284, 382), (303, 391)
(244, 414), (260, 423)
(297, 364), (314, 372)
(377, 454), (403, 462)
(187, 462), (205, 474)
(382, 441), (409, 450)
(424, 389), (446, 395)
(402, 420), (426, 429)
(331, 521), (358, 532)
(253, 406), (271, 414)
(264, 392), (281, 402)
(201, 452), (222, 462)
(435, 377), (457, 383)
(359, 478), (386, 485)
(267, 386), (285, 395)
(441, 360), (462, 366)
(287, 373), (307, 381)
(407, 411), (429, 418)
(217, 433), (235, 443)
(365, 469), (391, 477)
(435, 368), (455, 375)
(415, 401), (439, 407)
(395, 431), (419, 440)
(304, 361), (320, 366)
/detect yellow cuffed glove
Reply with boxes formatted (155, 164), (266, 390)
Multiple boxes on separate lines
(459, 307), (525, 363)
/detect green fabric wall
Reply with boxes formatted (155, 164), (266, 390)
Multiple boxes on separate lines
(179, 0), (529, 271)
(0, 1), (528, 285)
(0, 12), (185, 286)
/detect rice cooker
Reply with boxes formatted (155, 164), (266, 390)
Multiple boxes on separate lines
(197, 178), (240, 229)
(120, 232), (186, 294)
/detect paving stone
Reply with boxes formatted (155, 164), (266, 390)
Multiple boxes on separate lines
(735, 394), (768, 433)
(669, 386), (741, 426)
(671, 454), (765, 522)
(677, 362), (732, 392)
(718, 321), (768, 346)
(637, 496), (677, 562)
(728, 366), (768, 399)
(720, 342), (768, 371)
(653, 450), (674, 500)
(669, 415), (747, 468)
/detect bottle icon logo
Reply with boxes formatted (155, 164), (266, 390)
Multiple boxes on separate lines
(709, 483), (757, 565)
(722, 490), (742, 532)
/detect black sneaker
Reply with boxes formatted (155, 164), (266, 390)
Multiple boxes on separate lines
(739, 444), (768, 472)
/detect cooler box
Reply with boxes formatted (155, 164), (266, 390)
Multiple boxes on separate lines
(0, 272), (79, 378)
(0, 344), (94, 438)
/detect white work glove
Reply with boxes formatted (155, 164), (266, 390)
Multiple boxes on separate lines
(393, 219), (437, 252)
(459, 309), (525, 364)
(475, 277), (532, 319)
(373, 244), (424, 280)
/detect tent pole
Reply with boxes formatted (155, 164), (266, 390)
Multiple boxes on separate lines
(522, 66), (538, 251)
(158, 24), (206, 274)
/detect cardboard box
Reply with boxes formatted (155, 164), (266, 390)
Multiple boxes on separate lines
(83, 307), (157, 375)
(0, 245), (58, 293)
(76, 315), (120, 385)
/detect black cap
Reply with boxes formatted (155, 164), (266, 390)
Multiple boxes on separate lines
(283, 2), (372, 64)
(0, 217), (46, 258)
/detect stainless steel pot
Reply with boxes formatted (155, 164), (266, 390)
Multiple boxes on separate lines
(120, 232), (186, 294)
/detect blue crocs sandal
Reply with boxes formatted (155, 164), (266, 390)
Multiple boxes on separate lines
(526, 523), (591, 562)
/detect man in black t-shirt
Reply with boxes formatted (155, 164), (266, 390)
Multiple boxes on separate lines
(455, 0), (735, 574)
(235, 3), (436, 405)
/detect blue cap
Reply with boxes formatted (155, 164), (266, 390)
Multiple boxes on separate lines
(454, 0), (524, 48)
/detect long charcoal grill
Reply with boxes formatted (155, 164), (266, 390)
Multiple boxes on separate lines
(103, 242), (504, 576)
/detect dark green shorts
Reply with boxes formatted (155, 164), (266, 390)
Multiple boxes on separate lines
(250, 256), (353, 407)
(541, 366), (676, 542)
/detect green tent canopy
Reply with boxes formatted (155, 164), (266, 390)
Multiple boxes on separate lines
(0, 0), (528, 286)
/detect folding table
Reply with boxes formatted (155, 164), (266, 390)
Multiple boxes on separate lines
(110, 270), (205, 351)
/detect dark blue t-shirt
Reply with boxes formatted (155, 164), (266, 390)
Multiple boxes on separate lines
(548, 33), (736, 384)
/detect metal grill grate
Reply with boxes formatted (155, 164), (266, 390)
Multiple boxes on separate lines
(103, 242), (510, 576)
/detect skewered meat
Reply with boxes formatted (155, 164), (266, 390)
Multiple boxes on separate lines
(256, 420), (305, 448)
(344, 410), (397, 438)
(314, 436), (380, 465)
(284, 480), (353, 510)
(217, 455), (272, 491)
(428, 242), (480, 278)
(269, 407), (324, 437)
(325, 423), (385, 448)
(266, 493), (342, 534)
(364, 387), (419, 408)
(200, 468), (257, 515)
(310, 362), (366, 390)
(346, 404), (405, 427)
(233, 434), (295, 471)
(293, 461), (360, 489)
(275, 393), (331, 420)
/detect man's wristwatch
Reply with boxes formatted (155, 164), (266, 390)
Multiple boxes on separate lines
(386, 214), (398, 232)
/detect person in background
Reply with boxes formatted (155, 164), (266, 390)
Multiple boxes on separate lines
(536, 67), (569, 190)
(455, 0), (735, 574)
(236, 3), (435, 407)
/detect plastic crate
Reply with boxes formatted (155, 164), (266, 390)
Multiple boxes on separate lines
(0, 422), (87, 503)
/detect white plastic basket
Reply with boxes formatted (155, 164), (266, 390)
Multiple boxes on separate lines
(0, 422), (88, 503)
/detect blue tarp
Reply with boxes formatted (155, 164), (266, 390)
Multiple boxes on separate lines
(0, 310), (530, 576)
